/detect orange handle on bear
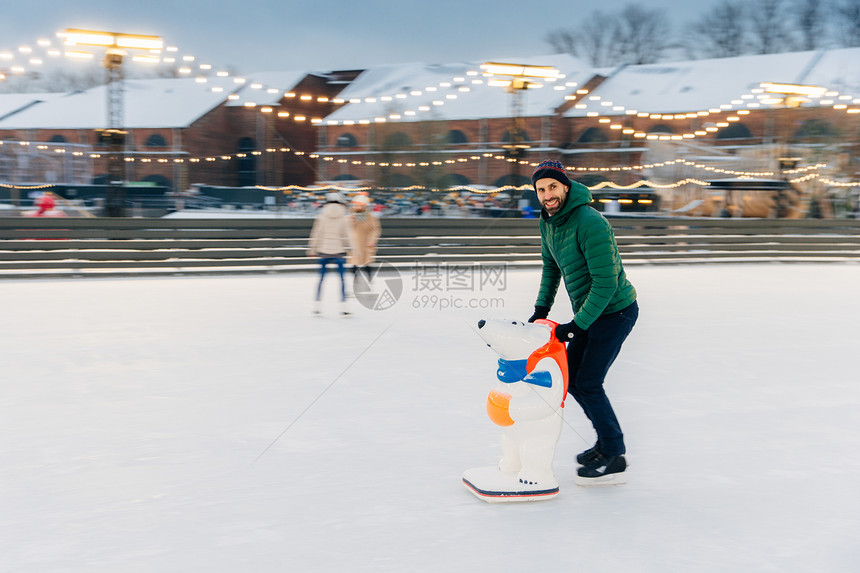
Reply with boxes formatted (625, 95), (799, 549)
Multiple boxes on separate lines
(486, 389), (514, 426)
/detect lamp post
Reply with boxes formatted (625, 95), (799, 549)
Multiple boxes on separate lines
(481, 62), (560, 211)
(59, 29), (163, 216)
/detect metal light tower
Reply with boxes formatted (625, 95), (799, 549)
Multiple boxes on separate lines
(481, 62), (560, 207)
(102, 50), (126, 217)
(59, 29), (163, 216)
(760, 82), (827, 218)
(104, 50), (125, 130)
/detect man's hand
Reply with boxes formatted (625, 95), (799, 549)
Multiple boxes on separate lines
(555, 320), (586, 341)
(527, 306), (550, 323)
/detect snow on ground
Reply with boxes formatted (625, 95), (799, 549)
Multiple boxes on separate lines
(2, 264), (859, 572)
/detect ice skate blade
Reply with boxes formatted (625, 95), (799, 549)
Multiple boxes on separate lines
(462, 466), (559, 503)
(575, 472), (627, 487)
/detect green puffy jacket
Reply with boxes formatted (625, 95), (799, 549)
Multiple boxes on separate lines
(535, 180), (637, 330)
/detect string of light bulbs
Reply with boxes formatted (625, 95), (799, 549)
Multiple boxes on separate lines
(3, 32), (860, 189)
(0, 138), (839, 182)
(251, 82), (860, 130)
(0, 182), (55, 190)
(7, 171), (856, 194)
(0, 31), (511, 126)
(564, 85), (860, 145)
(4, 32), (860, 144)
(254, 177), (711, 194)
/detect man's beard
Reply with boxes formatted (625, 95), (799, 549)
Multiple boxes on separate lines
(542, 194), (565, 215)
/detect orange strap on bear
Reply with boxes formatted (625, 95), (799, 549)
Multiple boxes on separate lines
(528, 319), (569, 407)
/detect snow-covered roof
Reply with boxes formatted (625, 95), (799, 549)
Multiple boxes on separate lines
(564, 47), (860, 117)
(0, 93), (63, 122)
(0, 77), (245, 130)
(323, 54), (595, 124)
(224, 70), (310, 107)
(2, 48), (859, 132)
(800, 48), (860, 95)
(0, 71), (319, 130)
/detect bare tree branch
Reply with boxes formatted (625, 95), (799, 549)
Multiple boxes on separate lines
(749, 0), (793, 53)
(543, 4), (671, 67)
(544, 29), (577, 55)
(833, 0), (860, 47)
(794, 0), (828, 50)
(615, 4), (673, 64)
(683, 0), (748, 59)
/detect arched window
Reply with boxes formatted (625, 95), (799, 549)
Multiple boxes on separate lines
(145, 134), (168, 147)
(492, 174), (531, 187)
(502, 128), (530, 144)
(577, 127), (609, 143)
(716, 123), (752, 139)
(384, 131), (412, 149)
(792, 119), (838, 141)
(142, 174), (172, 191)
(388, 173), (415, 187)
(336, 133), (358, 147)
(573, 174), (602, 188)
(438, 173), (471, 187)
(648, 124), (674, 134)
(49, 134), (67, 143)
(447, 130), (468, 144)
(237, 137), (256, 187)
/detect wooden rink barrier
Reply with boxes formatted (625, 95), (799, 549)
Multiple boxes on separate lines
(1, 216), (859, 279)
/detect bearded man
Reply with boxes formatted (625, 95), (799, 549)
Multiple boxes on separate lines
(528, 159), (639, 485)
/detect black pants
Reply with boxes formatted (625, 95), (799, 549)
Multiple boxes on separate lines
(566, 301), (638, 456)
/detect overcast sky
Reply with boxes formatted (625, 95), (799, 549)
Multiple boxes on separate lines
(1, 0), (710, 74)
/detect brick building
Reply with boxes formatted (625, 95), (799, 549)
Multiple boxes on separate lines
(315, 49), (860, 197)
(1, 48), (858, 209)
(0, 70), (359, 192)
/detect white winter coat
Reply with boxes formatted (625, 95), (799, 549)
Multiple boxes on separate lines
(308, 202), (353, 257)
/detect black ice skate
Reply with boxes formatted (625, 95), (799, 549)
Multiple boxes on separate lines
(575, 454), (627, 486)
(576, 443), (601, 466)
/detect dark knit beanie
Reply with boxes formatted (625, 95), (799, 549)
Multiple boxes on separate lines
(531, 160), (572, 190)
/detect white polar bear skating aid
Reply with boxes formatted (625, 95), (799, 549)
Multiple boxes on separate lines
(463, 318), (568, 503)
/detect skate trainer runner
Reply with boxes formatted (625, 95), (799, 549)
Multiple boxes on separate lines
(528, 159), (639, 485)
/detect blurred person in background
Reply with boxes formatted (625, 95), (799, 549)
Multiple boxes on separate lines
(349, 193), (381, 279)
(308, 192), (353, 316)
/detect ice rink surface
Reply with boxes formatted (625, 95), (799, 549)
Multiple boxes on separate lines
(2, 264), (859, 572)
